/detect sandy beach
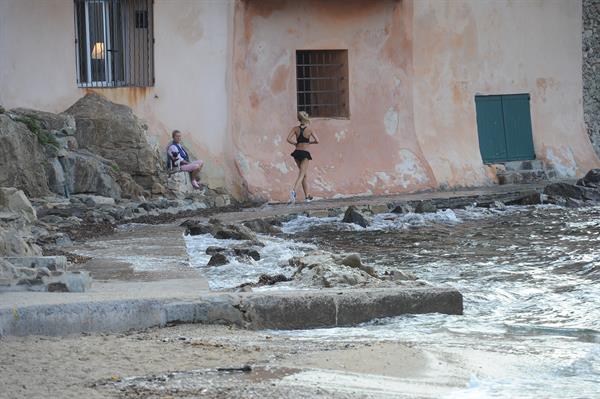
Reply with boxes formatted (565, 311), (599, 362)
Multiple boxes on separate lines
(0, 323), (509, 399)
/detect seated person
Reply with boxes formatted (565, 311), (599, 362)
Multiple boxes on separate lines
(167, 129), (203, 189)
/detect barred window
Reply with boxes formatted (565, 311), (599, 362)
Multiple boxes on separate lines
(296, 50), (349, 118)
(74, 0), (154, 87)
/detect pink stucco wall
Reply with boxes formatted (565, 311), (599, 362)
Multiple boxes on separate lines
(0, 0), (235, 191)
(412, 0), (600, 186)
(232, 0), (437, 201)
(1, 0), (598, 201)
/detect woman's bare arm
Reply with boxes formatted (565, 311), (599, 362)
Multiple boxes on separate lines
(310, 130), (320, 144)
(286, 128), (297, 145)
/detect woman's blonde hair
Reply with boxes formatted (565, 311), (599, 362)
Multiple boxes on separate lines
(298, 111), (310, 125)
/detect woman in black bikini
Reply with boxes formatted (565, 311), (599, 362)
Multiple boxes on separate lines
(287, 111), (319, 204)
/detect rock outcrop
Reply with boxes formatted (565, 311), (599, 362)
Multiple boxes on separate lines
(0, 114), (51, 197)
(64, 93), (162, 190)
(288, 250), (416, 289)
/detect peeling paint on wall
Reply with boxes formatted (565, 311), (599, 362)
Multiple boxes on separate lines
(335, 129), (347, 143)
(394, 149), (431, 189)
(384, 107), (399, 136)
(545, 147), (577, 178)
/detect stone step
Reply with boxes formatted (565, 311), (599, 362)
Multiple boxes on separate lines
(503, 160), (544, 172)
(497, 169), (548, 185)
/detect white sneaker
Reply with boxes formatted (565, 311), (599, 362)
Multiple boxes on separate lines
(289, 190), (296, 204)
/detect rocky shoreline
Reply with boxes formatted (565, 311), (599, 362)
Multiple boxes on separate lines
(2, 92), (600, 296)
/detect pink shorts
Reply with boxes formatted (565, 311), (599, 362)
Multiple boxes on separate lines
(180, 160), (203, 172)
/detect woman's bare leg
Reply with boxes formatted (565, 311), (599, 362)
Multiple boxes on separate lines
(293, 159), (308, 193)
(301, 174), (310, 198)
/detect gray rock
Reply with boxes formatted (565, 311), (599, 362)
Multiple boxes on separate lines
(544, 182), (600, 202)
(341, 206), (371, 228)
(207, 253), (229, 266)
(81, 195), (116, 207)
(257, 274), (291, 286)
(383, 270), (417, 281)
(0, 226), (42, 257)
(166, 172), (195, 198)
(10, 108), (76, 136)
(576, 169), (600, 189)
(43, 271), (92, 292)
(338, 253), (363, 269)
(3, 256), (67, 271)
(64, 93), (162, 190)
(242, 218), (282, 235)
(506, 193), (545, 206)
(213, 224), (257, 241)
(0, 258), (18, 282)
(0, 114), (50, 197)
(181, 221), (213, 236)
(206, 246), (226, 255)
(291, 251), (391, 289)
(233, 246), (261, 261)
(414, 201), (436, 213)
(0, 187), (37, 223)
(391, 202), (414, 214)
(61, 150), (122, 199)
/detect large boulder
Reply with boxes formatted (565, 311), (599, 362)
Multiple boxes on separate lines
(0, 187), (37, 223)
(64, 93), (162, 190)
(60, 150), (122, 199)
(0, 226), (42, 257)
(10, 108), (76, 137)
(0, 114), (50, 197)
(576, 169), (600, 189)
(544, 182), (600, 202)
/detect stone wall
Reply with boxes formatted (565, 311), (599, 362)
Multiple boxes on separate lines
(584, 0), (600, 157)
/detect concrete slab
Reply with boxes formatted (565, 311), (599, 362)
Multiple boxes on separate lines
(67, 223), (206, 283)
(0, 286), (462, 336)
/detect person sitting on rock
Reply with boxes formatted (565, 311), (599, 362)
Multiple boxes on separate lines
(167, 130), (203, 189)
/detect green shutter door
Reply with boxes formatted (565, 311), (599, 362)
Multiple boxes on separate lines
(475, 95), (508, 163)
(475, 94), (535, 163)
(501, 94), (535, 161)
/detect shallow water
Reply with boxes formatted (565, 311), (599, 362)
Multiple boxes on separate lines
(184, 205), (600, 397)
(278, 205), (600, 398)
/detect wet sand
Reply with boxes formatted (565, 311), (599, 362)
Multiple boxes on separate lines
(0, 323), (520, 399)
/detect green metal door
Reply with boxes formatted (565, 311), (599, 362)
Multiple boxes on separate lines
(475, 94), (535, 163)
(475, 95), (507, 163)
(501, 94), (535, 161)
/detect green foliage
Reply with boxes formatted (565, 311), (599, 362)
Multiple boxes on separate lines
(0, 106), (5, 114)
(15, 115), (59, 148)
(111, 163), (120, 172)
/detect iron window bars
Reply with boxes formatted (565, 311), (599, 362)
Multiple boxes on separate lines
(296, 50), (349, 118)
(74, 0), (154, 87)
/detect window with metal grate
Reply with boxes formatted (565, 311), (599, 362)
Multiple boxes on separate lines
(296, 50), (349, 118)
(74, 0), (154, 88)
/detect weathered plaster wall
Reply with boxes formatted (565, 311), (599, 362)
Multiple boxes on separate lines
(232, 0), (436, 201)
(2, 0), (598, 202)
(413, 0), (600, 184)
(584, 0), (600, 158)
(0, 0), (234, 190)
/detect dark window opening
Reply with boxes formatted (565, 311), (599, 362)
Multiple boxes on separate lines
(74, 0), (154, 87)
(296, 50), (349, 118)
(135, 10), (148, 29)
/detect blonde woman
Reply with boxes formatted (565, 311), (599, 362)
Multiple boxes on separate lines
(286, 111), (319, 203)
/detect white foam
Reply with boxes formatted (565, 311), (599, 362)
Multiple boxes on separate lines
(185, 233), (315, 290)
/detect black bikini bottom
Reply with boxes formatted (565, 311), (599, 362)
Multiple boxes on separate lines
(291, 150), (312, 161)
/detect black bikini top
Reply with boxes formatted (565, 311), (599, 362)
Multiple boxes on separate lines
(297, 125), (310, 144)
